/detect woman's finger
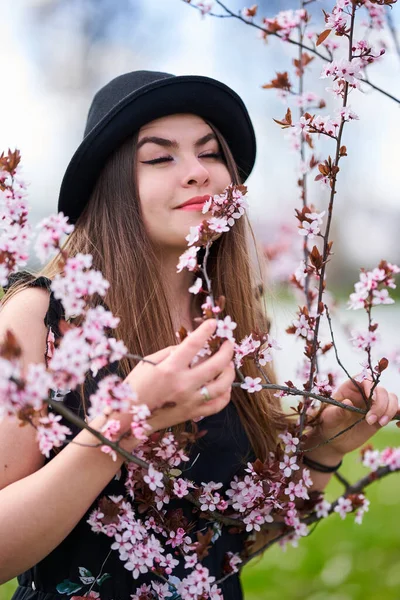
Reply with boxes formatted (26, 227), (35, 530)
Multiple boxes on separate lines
(143, 346), (176, 364)
(366, 386), (389, 425)
(165, 319), (217, 368)
(190, 340), (234, 387)
(377, 392), (399, 427)
(191, 391), (231, 420)
(197, 364), (235, 403)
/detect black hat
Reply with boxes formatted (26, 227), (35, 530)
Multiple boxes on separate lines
(57, 70), (257, 224)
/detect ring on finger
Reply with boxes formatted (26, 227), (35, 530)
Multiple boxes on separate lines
(200, 385), (212, 403)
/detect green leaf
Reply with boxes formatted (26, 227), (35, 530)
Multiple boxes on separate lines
(78, 567), (95, 584)
(97, 573), (112, 586)
(56, 580), (83, 594)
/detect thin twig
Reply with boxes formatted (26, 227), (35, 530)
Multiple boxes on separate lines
(325, 304), (370, 409)
(181, 0), (400, 104)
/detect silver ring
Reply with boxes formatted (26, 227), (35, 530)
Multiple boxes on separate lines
(200, 385), (212, 402)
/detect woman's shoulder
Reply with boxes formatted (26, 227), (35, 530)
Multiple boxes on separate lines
(0, 273), (54, 366)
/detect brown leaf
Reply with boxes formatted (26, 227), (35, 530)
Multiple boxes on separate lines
(243, 4), (258, 17)
(377, 357), (389, 372)
(98, 496), (121, 525)
(316, 29), (331, 46)
(177, 326), (188, 342)
(263, 71), (292, 92)
(309, 246), (323, 270)
(195, 528), (214, 560)
(0, 329), (22, 360)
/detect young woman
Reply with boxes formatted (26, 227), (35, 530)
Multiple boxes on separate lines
(0, 70), (397, 600)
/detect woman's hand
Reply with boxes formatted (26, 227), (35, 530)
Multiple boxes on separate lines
(310, 376), (399, 461)
(124, 319), (235, 432)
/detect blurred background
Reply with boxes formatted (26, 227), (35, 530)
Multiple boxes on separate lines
(1, 0), (400, 598)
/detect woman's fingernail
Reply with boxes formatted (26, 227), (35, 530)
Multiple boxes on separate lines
(379, 415), (390, 426)
(366, 414), (378, 425)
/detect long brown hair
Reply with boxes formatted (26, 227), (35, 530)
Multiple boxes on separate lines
(33, 119), (287, 460)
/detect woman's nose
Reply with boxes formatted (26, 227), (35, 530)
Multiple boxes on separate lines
(181, 157), (210, 187)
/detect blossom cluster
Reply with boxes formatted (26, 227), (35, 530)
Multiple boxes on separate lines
(348, 261), (399, 310)
(234, 331), (282, 370)
(51, 253), (110, 318)
(262, 9), (308, 40)
(34, 212), (74, 262)
(0, 150), (31, 286)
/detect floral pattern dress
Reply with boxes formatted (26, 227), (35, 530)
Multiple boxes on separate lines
(9, 274), (254, 600)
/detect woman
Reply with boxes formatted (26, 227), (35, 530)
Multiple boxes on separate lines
(0, 70), (397, 600)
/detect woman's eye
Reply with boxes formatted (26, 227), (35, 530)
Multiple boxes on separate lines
(140, 152), (222, 165)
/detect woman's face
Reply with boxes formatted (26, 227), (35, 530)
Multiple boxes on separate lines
(136, 113), (231, 252)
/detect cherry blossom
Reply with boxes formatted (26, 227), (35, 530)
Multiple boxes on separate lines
(36, 413), (72, 458)
(362, 448), (381, 471)
(143, 463), (164, 491)
(355, 495), (370, 525)
(279, 454), (300, 478)
(177, 246), (200, 273)
(334, 496), (353, 519)
(35, 212), (74, 262)
(208, 216), (230, 234)
(315, 498), (332, 519)
(349, 329), (379, 351)
(199, 481), (224, 512)
(216, 315), (237, 341)
(188, 277), (202, 295)
(185, 225), (201, 247)
(240, 376), (263, 394)
(279, 431), (300, 454)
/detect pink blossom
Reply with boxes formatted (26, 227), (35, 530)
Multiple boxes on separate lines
(279, 431), (300, 454)
(173, 478), (194, 499)
(226, 551), (242, 573)
(185, 225), (201, 246)
(188, 277), (202, 295)
(36, 413), (72, 458)
(100, 419), (121, 461)
(199, 481), (223, 512)
(184, 553), (199, 569)
(88, 375), (135, 419)
(362, 448), (381, 471)
(372, 288), (394, 306)
(292, 313), (313, 341)
(279, 454), (300, 478)
(177, 563), (218, 599)
(381, 447), (400, 471)
(35, 212), (74, 262)
(208, 216), (230, 234)
(196, 1), (213, 16)
(355, 495), (370, 525)
(338, 106), (359, 121)
(315, 498), (332, 518)
(350, 329), (379, 351)
(334, 496), (353, 519)
(177, 246), (200, 273)
(240, 376), (262, 394)
(143, 463), (164, 491)
(216, 315), (237, 341)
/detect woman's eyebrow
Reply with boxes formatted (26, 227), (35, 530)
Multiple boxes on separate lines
(137, 132), (217, 150)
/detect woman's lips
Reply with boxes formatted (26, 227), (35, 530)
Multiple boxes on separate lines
(178, 203), (205, 211)
(176, 194), (211, 210)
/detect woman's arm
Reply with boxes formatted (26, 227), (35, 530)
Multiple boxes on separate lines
(0, 416), (137, 584)
(0, 288), (141, 582)
(0, 294), (234, 583)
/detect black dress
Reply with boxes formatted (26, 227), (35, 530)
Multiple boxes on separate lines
(9, 275), (254, 600)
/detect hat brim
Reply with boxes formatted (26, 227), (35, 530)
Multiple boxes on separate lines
(58, 75), (256, 224)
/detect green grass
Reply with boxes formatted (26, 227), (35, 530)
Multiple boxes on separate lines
(1, 427), (400, 600)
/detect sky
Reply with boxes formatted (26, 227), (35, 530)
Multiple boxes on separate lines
(1, 0), (400, 279)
